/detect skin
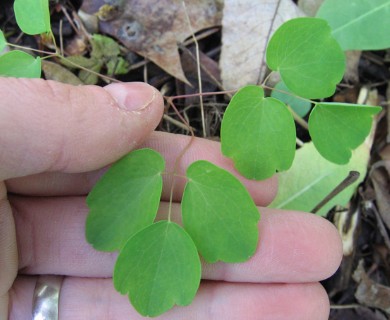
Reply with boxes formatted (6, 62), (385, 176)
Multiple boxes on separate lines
(0, 78), (343, 319)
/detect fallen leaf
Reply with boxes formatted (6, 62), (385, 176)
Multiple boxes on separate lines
(344, 50), (362, 83)
(269, 140), (370, 216)
(297, 0), (324, 16)
(81, 0), (222, 84)
(219, 0), (304, 90)
(353, 260), (390, 315)
(316, 0), (390, 51)
(42, 61), (83, 85)
(371, 163), (390, 230)
(331, 307), (388, 320)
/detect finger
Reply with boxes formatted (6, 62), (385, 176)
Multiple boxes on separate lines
(12, 196), (342, 283)
(6, 132), (278, 205)
(0, 183), (18, 319)
(10, 277), (330, 320)
(0, 78), (164, 180)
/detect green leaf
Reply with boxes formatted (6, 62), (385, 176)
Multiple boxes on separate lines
(114, 221), (201, 317)
(90, 34), (121, 59)
(266, 17), (345, 99)
(316, 0), (390, 50)
(106, 57), (130, 75)
(14, 0), (51, 35)
(86, 148), (164, 251)
(182, 160), (260, 263)
(270, 141), (370, 216)
(0, 30), (6, 52)
(221, 85), (296, 180)
(308, 103), (381, 164)
(0, 51), (41, 78)
(271, 81), (312, 117)
(78, 61), (103, 85)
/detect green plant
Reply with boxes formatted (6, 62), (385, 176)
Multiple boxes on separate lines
(0, 0), (385, 317)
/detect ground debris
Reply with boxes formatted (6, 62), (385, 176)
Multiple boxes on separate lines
(353, 260), (390, 315)
(81, 0), (222, 84)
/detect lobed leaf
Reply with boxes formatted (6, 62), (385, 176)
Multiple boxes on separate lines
(266, 17), (345, 99)
(86, 148), (164, 251)
(182, 160), (260, 263)
(316, 0), (390, 50)
(0, 51), (41, 78)
(0, 30), (6, 52)
(308, 103), (381, 164)
(221, 85), (296, 180)
(270, 141), (370, 216)
(14, 0), (51, 35)
(114, 221), (201, 317)
(271, 81), (312, 117)
(90, 34), (121, 59)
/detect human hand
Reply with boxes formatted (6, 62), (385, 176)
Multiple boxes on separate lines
(0, 78), (342, 319)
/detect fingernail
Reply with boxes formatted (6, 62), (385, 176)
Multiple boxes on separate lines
(104, 82), (156, 112)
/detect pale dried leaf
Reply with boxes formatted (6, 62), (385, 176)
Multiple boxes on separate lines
(42, 61), (83, 85)
(344, 50), (362, 83)
(298, 0), (324, 16)
(81, 0), (222, 84)
(220, 0), (304, 90)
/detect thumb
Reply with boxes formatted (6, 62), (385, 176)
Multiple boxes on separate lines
(0, 78), (164, 180)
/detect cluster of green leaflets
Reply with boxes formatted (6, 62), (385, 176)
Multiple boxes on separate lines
(86, 149), (260, 316)
(221, 16), (382, 180)
(1, 0), (389, 316)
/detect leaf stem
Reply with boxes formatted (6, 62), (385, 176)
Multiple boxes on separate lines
(165, 97), (195, 221)
(7, 43), (56, 56)
(287, 105), (309, 130)
(182, 0), (206, 137)
(263, 84), (317, 105)
(60, 56), (121, 83)
(261, 71), (274, 86)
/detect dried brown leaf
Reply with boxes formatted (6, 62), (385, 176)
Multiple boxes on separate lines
(371, 163), (390, 230)
(353, 260), (390, 315)
(331, 307), (388, 320)
(42, 61), (83, 85)
(81, 0), (222, 84)
(220, 0), (304, 90)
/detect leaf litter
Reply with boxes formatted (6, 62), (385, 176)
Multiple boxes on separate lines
(80, 0), (222, 84)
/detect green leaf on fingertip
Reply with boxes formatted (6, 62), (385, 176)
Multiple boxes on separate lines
(182, 160), (260, 263)
(266, 17), (345, 99)
(14, 0), (51, 35)
(114, 221), (201, 317)
(86, 148), (164, 251)
(308, 103), (381, 164)
(0, 30), (6, 52)
(0, 51), (41, 78)
(221, 85), (296, 180)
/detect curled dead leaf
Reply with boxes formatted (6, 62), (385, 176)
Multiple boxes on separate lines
(81, 0), (222, 84)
